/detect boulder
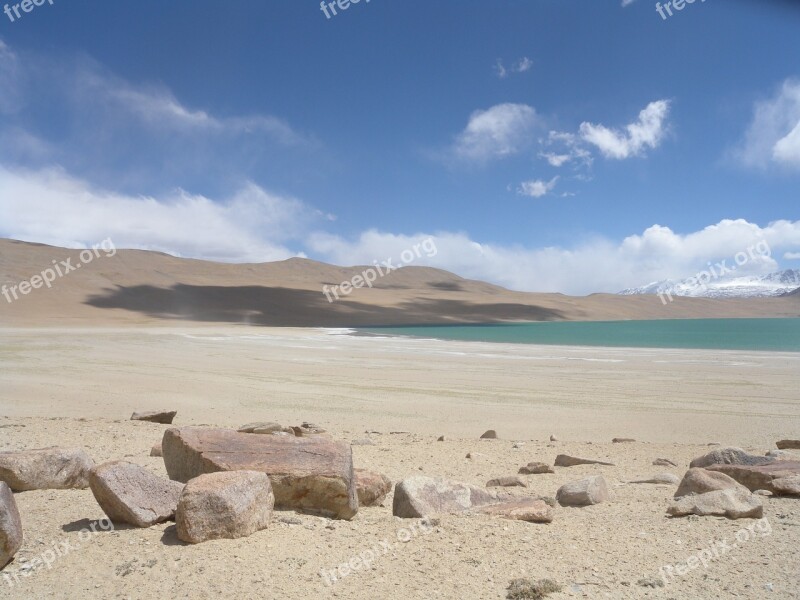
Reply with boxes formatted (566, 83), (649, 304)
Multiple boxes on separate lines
(150, 442), (163, 458)
(479, 499), (554, 523)
(480, 430), (498, 439)
(131, 411), (176, 424)
(518, 462), (554, 475)
(554, 454), (614, 467)
(0, 447), (94, 491)
(628, 473), (680, 485)
(674, 468), (748, 498)
(772, 475), (800, 497)
(705, 461), (800, 493)
(176, 471), (274, 544)
(776, 440), (800, 450)
(0, 482), (23, 569)
(689, 447), (771, 469)
(653, 458), (677, 467)
(667, 488), (763, 519)
(393, 476), (495, 518)
(556, 476), (610, 507)
(486, 476), (527, 488)
(89, 461), (184, 527)
(354, 469), (392, 507)
(162, 427), (357, 520)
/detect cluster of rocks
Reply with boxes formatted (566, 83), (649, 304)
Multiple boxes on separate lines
(1, 421), (799, 575)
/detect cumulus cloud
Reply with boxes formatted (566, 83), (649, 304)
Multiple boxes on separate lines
(451, 103), (540, 162)
(735, 78), (800, 170)
(579, 100), (671, 159)
(517, 176), (559, 198)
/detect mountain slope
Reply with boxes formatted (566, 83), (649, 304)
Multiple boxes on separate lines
(620, 269), (800, 299)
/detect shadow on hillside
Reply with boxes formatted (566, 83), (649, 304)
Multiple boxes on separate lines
(84, 284), (566, 327)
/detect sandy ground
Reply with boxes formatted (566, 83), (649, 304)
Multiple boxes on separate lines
(0, 327), (799, 599)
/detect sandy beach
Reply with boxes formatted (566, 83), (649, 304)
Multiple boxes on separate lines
(1, 326), (798, 599)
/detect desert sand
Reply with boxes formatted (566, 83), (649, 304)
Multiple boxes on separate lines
(1, 327), (799, 599)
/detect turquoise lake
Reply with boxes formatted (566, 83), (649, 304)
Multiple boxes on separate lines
(357, 318), (800, 352)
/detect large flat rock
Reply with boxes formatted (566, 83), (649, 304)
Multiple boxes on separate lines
(162, 427), (357, 520)
(706, 461), (800, 493)
(89, 461), (184, 527)
(0, 447), (94, 491)
(689, 447), (772, 469)
(393, 476), (495, 518)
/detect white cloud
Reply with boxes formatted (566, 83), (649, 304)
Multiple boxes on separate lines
(452, 103), (540, 162)
(785, 252), (800, 260)
(306, 219), (800, 295)
(493, 57), (533, 79)
(735, 78), (800, 170)
(0, 165), (320, 263)
(518, 176), (559, 198)
(579, 100), (671, 159)
(621, 0), (637, 6)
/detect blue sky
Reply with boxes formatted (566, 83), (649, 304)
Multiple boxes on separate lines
(1, 0), (799, 294)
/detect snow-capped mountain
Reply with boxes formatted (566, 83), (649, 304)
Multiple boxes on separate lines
(619, 269), (800, 299)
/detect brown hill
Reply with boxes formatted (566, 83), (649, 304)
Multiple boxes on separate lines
(0, 238), (798, 327)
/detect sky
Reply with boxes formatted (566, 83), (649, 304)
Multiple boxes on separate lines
(0, 0), (799, 295)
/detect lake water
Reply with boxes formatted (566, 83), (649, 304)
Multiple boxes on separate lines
(357, 318), (800, 352)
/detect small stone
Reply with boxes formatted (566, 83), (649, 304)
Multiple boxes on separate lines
(776, 440), (800, 450)
(554, 454), (614, 467)
(637, 577), (664, 588)
(613, 438), (636, 443)
(149, 442), (163, 457)
(486, 476), (526, 488)
(480, 430), (498, 439)
(628, 473), (680, 485)
(518, 462), (554, 475)
(436, 436), (445, 442)
(772, 475), (800, 497)
(556, 476), (610, 507)
(480, 499), (553, 523)
(549, 435), (558, 442)
(237, 422), (283, 434)
(653, 458), (677, 467)
(130, 411), (176, 425)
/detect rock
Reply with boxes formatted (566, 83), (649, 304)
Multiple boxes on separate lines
(638, 577), (664, 589)
(754, 489), (773, 497)
(776, 440), (800, 450)
(89, 461), (184, 527)
(554, 454), (614, 467)
(507, 578), (562, 599)
(674, 468), (748, 498)
(653, 458), (678, 467)
(436, 436), (445, 442)
(0, 447), (94, 491)
(351, 438), (376, 446)
(705, 461), (800, 493)
(292, 423), (327, 437)
(176, 471), (274, 544)
(480, 430), (498, 439)
(486, 476), (526, 488)
(130, 411), (176, 424)
(150, 442), (163, 457)
(0, 482), (23, 569)
(766, 449), (799, 460)
(479, 498), (553, 523)
(354, 469), (392, 506)
(613, 438), (636, 443)
(465, 452), (485, 459)
(237, 422), (283, 435)
(518, 462), (555, 475)
(556, 476), (610, 507)
(772, 475), (800, 497)
(689, 447), (772, 468)
(667, 488), (763, 519)
(628, 473), (680, 485)
(549, 435), (558, 442)
(392, 476), (496, 518)
(162, 427), (357, 520)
